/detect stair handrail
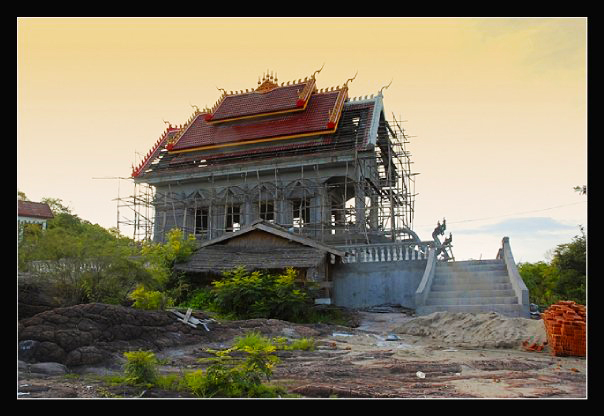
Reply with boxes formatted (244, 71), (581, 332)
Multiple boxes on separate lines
(414, 247), (437, 308)
(499, 237), (530, 316)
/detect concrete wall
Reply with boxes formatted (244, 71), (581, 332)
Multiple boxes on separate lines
(332, 260), (427, 309)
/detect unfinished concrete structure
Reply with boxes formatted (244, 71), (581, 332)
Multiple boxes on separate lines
(130, 69), (529, 317)
(132, 70), (417, 248)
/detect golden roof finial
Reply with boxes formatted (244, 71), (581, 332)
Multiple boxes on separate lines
(312, 63), (325, 79)
(217, 86), (226, 95)
(379, 79), (393, 95)
(344, 71), (358, 88)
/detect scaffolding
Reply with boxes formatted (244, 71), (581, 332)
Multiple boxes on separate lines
(114, 181), (155, 242)
(121, 114), (418, 245)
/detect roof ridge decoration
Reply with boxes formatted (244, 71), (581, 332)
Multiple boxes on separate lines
(256, 70), (280, 93)
(132, 123), (182, 178)
(326, 71), (356, 129)
(133, 69), (367, 162)
(204, 68), (325, 124)
(296, 63), (323, 107)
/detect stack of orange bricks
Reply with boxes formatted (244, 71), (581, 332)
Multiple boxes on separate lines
(541, 301), (586, 357)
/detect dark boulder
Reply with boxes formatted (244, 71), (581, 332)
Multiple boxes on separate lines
(18, 303), (207, 367)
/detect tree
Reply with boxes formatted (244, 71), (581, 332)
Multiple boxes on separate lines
(17, 190), (29, 201)
(518, 226), (586, 307)
(41, 197), (72, 215)
(18, 199), (152, 306)
(550, 226), (586, 304)
(517, 261), (559, 306)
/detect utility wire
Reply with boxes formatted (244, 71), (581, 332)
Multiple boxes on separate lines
(417, 200), (587, 228)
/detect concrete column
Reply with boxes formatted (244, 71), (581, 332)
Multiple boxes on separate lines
(355, 183), (366, 229)
(241, 200), (255, 226)
(211, 204), (225, 238)
(369, 194), (379, 230)
(274, 199), (290, 227)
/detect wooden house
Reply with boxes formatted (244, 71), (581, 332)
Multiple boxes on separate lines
(174, 219), (346, 299)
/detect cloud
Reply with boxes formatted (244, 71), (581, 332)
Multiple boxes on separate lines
(453, 217), (579, 237)
(471, 18), (586, 72)
(448, 217), (582, 262)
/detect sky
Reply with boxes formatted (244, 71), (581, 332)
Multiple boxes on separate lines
(17, 17), (587, 263)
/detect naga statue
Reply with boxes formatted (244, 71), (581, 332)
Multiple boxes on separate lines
(432, 218), (454, 261)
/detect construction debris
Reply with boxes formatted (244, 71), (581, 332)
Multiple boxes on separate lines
(169, 308), (215, 332)
(541, 301), (586, 357)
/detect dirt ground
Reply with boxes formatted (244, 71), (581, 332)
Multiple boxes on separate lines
(17, 310), (587, 399)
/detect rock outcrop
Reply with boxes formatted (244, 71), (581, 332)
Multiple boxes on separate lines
(18, 303), (207, 366)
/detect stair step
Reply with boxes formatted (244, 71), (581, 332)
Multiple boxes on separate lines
(426, 296), (518, 306)
(439, 259), (503, 266)
(431, 281), (513, 290)
(432, 276), (510, 286)
(434, 269), (508, 276)
(416, 303), (527, 317)
(428, 289), (516, 298)
(436, 260), (505, 270)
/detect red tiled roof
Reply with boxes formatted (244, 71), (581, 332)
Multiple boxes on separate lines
(18, 200), (54, 219)
(170, 89), (344, 152)
(209, 80), (314, 123)
(134, 97), (379, 179)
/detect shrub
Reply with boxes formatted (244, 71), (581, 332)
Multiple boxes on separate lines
(128, 285), (174, 310)
(288, 337), (315, 351)
(234, 331), (315, 352)
(120, 341), (291, 398)
(211, 267), (316, 322)
(181, 370), (206, 396)
(123, 350), (159, 386)
(233, 331), (275, 351)
(180, 287), (215, 310)
(141, 228), (196, 287)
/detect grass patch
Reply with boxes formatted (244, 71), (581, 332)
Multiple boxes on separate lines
(233, 331), (315, 352)
(110, 344), (300, 398)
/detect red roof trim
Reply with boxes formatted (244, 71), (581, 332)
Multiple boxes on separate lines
(132, 125), (181, 178)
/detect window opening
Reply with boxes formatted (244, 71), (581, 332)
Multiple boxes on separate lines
(259, 201), (274, 223)
(225, 205), (241, 232)
(195, 207), (209, 235)
(292, 198), (310, 228)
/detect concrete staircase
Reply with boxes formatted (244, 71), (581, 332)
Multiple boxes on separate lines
(416, 259), (526, 317)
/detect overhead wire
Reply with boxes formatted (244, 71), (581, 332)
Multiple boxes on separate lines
(417, 200), (587, 228)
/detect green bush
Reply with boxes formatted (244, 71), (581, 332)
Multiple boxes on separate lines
(141, 228), (196, 288)
(211, 267), (316, 322)
(180, 287), (215, 310)
(128, 285), (174, 310)
(123, 350), (159, 386)
(120, 340), (293, 398)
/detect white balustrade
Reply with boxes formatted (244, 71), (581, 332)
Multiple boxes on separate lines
(338, 242), (429, 264)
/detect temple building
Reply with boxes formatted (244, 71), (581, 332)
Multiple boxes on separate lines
(130, 68), (529, 317)
(131, 69), (417, 247)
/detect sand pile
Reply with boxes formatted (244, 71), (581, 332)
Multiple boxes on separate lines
(395, 311), (547, 349)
